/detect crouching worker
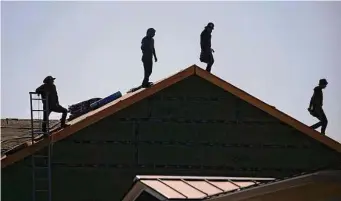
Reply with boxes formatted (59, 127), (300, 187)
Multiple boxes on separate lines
(36, 76), (68, 135)
(308, 78), (328, 135)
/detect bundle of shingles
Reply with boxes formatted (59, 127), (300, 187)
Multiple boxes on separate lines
(68, 98), (101, 121)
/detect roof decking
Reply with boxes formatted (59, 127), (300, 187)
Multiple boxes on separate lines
(2, 65), (341, 168)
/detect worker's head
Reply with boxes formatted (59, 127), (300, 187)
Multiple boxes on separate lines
(146, 28), (156, 37)
(319, 78), (328, 88)
(43, 76), (56, 84)
(205, 22), (214, 32)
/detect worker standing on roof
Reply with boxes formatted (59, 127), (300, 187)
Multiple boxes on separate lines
(35, 76), (68, 134)
(200, 22), (215, 73)
(141, 28), (158, 88)
(308, 78), (328, 135)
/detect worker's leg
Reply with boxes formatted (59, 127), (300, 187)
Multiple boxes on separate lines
(42, 104), (51, 133)
(319, 108), (328, 135)
(51, 105), (68, 127)
(310, 121), (322, 129)
(206, 52), (214, 73)
(142, 58), (153, 87)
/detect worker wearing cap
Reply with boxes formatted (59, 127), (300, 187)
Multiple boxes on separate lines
(200, 22), (215, 72)
(35, 76), (68, 134)
(308, 78), (328, 135)
(141, 28), (158, 88)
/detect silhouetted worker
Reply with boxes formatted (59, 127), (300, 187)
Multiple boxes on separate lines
(141, 28), (158, 88)
(200, 22), (215, 72)
(308, 78), (328, 135)
(35, 76), (68, 134)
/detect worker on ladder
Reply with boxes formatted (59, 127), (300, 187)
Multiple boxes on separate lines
(308, 78), (328, 135)
(35, 76), (68, 135)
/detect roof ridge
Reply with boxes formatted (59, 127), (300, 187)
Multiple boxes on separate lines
(2, 64), (341, 168)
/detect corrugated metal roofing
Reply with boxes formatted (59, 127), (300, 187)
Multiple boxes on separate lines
(123, 171), (341, 201)
(126, 175), (275, 200)
(206, 170), (341, 201)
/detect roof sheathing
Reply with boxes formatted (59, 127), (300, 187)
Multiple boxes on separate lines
(1, 66), (195, 168)
(1, 65), (341, 168)
(195, 67), (341, 153)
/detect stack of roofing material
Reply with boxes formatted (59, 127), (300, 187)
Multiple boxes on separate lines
(90, 91), (122, 110)
(68, 98), (101, 121)
(67, 91), (122, 121)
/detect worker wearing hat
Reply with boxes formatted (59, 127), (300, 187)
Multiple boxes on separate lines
(36, 75), (68, 135)
(141, 28), (158, 88)
(200, 22), (215, 72)
(308, 78), (328, 135)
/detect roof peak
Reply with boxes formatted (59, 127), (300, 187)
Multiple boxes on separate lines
(2, 64), (341, 168)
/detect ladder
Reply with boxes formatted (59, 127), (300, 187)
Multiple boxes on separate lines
(29, 92), (52, 201)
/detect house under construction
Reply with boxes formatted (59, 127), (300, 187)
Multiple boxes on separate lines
(1, 65), (341, 201)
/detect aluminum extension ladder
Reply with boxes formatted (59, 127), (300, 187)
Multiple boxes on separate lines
(29, 92), (52, 201)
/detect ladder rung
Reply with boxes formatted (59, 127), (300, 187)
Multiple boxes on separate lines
(32, 110), (47, 112)
(33, 155), (48, 158)
(34, 167), (48, 170)
(34, 165), (48, 168)
(36, 178), (48, 180)
(35, 189), (48, 192)
(32, 98), (46, 101)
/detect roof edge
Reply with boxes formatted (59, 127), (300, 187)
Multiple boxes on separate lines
(207, 170), (341, 201)
(1, 65), (196, 168)
(194, 67), (341, 154)
(135, 175), (274, 181)
(2, 64), (341, 168)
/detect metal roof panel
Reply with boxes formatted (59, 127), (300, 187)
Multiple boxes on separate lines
(141, 180), (186, 199)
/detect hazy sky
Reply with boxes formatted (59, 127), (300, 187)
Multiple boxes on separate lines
(1, 1), (341, 142)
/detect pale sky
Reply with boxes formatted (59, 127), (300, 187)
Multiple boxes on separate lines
(1, 1), (341, 142)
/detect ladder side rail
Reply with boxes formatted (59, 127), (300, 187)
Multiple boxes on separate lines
(45, 93), (50, 136)
(29, 93), (35, 144)
(30, 93), (36, 201)
(29, 91), (52, 201)
(48, 144), (52, 201)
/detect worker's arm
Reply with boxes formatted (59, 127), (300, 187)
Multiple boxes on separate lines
(152, 39), (157, 62)
(308, 93), (315, 111)
(200, 31), (211, 52)
(35, 84), (45, 94)
(309, 88), (320, 111)
(141, 37), (147, 51)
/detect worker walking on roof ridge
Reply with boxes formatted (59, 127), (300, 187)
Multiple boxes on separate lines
(141, 28), (158, 88)
(308, 78), (328, 135)
(35, 76), (68, 135)
(200, 22), (215, 73)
